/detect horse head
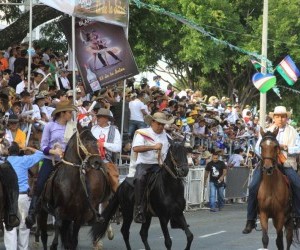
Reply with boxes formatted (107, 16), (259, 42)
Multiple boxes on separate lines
(64, 128), (102, 166)
(166, 137), (189, 178)
(260, 127), (279, 175)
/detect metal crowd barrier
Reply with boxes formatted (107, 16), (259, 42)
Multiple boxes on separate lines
(117, 164), (254, 211)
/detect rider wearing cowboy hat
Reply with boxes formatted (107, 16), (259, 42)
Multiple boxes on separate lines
(243, 106), (300, 233)
(128, 112), (174, 223)
(91, 108), (121, 192)
(25, 101), (77, 229)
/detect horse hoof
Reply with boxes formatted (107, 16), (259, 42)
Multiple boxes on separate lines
(107, 225), (114, 240)
(93, 240), (103, 250)
(32, 242), (39, 249)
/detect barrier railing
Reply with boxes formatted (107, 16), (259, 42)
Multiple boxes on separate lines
(117, 164), (254, 211)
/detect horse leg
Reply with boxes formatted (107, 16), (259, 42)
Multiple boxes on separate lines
(285, 217), (293, 250)
(173, 214), (193, 250)
(140, 214), (152, 250)
(260, 213), (269, 249)
(71, 221), (81, 249)
(50, 222), (60, 250)
(273, 216), (285, 250)
(158, 217), (172, 250)
(120, 210), (134, 250)
(60, 219), (72, 249)
(37, 209), (49, 250)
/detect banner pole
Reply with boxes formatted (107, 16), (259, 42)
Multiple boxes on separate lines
(72, 16), (76, 105)
(119, 1), (130, 165)
(27, 0), (33, 92)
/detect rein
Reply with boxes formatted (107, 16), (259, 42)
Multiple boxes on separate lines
(161, 145), (182, 179)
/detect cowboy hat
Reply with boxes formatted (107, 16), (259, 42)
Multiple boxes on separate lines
(144, 112), (175, 126)
(201, 151), (212, 159)
(269, 106), (291, 118)
(8, 114), (19, 123)
(51, 101), (78, 117)
(96, 108), (114, 120)
(35, 93), (45, 101)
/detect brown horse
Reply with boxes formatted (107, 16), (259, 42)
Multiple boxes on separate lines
(258, 127), (299, 250)
(37, 127), (112, 250)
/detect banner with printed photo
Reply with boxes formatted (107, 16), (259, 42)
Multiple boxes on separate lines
(60, 18), (139, 93)
(40, 0), (128, 27)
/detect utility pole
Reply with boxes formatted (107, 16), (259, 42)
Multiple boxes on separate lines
(260, 0), (268, 129)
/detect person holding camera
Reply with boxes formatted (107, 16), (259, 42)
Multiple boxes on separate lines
(204, 151), (227, 212)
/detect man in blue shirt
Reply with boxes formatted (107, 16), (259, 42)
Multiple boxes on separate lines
(4, 142), (44, 250)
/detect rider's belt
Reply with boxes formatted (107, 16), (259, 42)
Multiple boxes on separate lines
(19, 191), (28, 195)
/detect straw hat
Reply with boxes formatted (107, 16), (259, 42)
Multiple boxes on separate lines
(96, 108), (114, 120)
(51, 101), (78, 117)
(269, 106), (291, 118)
(144, 112), (175, 126)
(8, 114), (19, 123)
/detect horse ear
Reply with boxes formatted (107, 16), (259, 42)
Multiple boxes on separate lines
(273, 127), (279, 137)
(260, 127), (265, 137)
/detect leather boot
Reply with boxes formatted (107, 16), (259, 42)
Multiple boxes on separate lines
(242, 220), (256, 234)
(0, 161), (20, 231)
(25, 195), (39, 229)
(134, 178), (147, 224)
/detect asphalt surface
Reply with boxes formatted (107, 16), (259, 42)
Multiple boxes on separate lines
(0, 203), (299, 249)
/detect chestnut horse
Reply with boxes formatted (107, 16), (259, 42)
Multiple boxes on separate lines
(258, 128), (299, 249)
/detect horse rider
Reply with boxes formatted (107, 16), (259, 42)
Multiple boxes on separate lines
(129, 112), (174, 223)
(0, 126), (20, 231)
(91, 108), (121, 193)
(25, 101), (77, 229)
(243, 106), (300, 234)
(4, 143), (44, 250)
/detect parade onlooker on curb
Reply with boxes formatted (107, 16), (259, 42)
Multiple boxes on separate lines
(204, 152), (227, 212)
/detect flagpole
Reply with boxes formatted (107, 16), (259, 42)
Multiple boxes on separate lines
(260, 0), (268, 130)
(27, 0), (33, 92)
(119, 2), (130, 164)
(72, 16), (76, 105)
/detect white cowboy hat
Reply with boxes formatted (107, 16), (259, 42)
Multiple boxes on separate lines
(269, 106), (291, 118)
(144, 112), (175, 126)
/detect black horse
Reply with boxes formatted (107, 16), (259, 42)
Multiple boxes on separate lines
(91, 138), (194, 250)
(37, 127), (111, 249)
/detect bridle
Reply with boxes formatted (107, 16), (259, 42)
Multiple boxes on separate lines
(161, 142), (185, 179)
(61, 129), (102, 171)
(260, 134), (279, 175)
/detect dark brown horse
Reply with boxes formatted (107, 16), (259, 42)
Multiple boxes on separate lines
(258, 127), (299, 250)
(91, 138), (193, 250)
(37, 127), (112, 250)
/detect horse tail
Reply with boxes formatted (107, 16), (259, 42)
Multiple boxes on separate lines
(90, 192), (119, 241)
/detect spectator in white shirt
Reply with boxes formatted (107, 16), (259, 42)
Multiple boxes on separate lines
(228, 148), (245, 167)
(128, 92), (147, 139)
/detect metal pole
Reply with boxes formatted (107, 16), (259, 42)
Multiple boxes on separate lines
(259, 0), (268, 129)
(119, 1), (130, 164)
(72, 16), (76, 105)
(27, 0), (33, 92)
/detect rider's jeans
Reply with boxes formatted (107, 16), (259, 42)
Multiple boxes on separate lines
(35, 159), (54, 197)
(247, 167), (261, 220)
(209, 182), (225, 209)
(283, 167), (300, 217)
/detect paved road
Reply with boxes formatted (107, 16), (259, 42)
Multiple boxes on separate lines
(0, 204), (298, 249)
